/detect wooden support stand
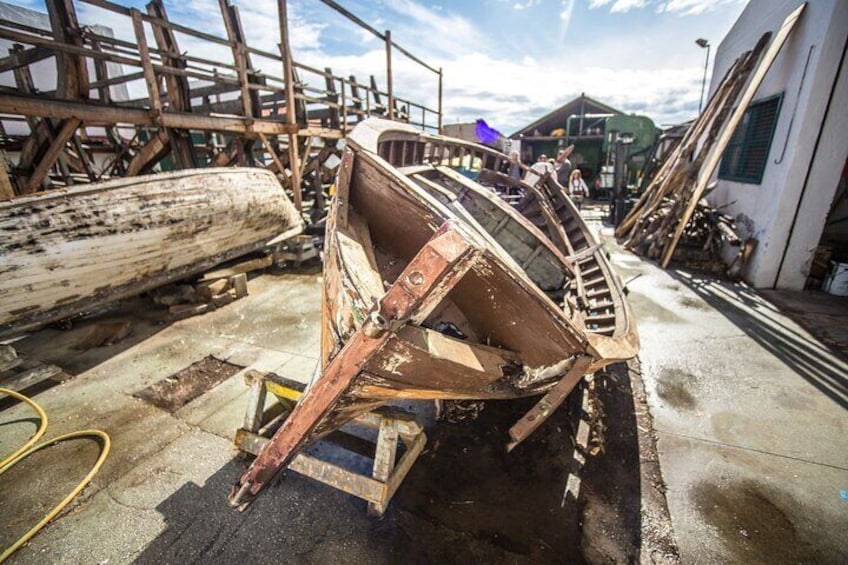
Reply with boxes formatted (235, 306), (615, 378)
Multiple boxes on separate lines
(273, 234), (321, 266)
(233, 370), (427, 516)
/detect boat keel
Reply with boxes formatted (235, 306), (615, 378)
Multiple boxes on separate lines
(229, 220), (481, 509)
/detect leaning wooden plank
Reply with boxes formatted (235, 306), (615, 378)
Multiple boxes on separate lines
(23, 118), (81, 193)
(0, 361), (68, 393)
(0, 168), (303, 338)
(660, 3), (806, 268)
(506, 355), (593, 451)
(0, 155), (13, 199)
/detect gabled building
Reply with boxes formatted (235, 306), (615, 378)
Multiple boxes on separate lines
(706, 0), (847, 290)
(510, 94), (657, 188)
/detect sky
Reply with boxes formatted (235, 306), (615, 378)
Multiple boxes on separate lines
(10, 0), (749, 133)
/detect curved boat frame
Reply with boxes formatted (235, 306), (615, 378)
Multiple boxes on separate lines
(230, 120), (638, 508)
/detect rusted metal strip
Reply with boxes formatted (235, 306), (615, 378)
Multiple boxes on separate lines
(506, 355), (594, 451)
(229, 220), (480, 509)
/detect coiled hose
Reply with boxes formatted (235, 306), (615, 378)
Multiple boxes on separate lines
(0, 387), (111, 563)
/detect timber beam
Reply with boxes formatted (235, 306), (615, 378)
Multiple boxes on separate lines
(0, 93), (299, 135)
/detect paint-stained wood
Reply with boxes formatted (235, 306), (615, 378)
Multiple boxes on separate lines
(0, 168), (303, 337)
(231, 119), (639, 508)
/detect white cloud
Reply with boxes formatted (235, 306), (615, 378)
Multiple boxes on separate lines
(609, 0), (648, 13)
(657, 0), (746, 16)
(59, 0), (744, 133)
(558, 0), (575, 40)
(513, 0), (541, 9)
(589, 0), (745, 15)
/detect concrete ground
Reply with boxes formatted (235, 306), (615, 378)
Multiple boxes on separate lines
(2, 211), (847, 563)
(591, 211), (848, 564)
(1, 267), (655, 563)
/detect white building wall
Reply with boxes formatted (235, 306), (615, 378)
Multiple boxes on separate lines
(707, 0), (848, 289)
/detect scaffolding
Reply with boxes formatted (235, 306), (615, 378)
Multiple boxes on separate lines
(0, 0), (443, 212)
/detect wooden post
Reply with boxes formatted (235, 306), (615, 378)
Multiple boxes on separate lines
(24, 118), (80, 193)
(130, 9), (162, 112)
(0, 151), (14, 199)
(147, 0), (196, 169)
(45, 0), (88, 101)
(278, 0), (302, 211)
(367, 416), (399, 516)
(385, 29), (393, 121)
(437, 67), (443, 133)
(341, 77), (347, 132)
(219, 0), (253, 119)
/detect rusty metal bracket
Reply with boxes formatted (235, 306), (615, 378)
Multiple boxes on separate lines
(229, 220), (481, 509)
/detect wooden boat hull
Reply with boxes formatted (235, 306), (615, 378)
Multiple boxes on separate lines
(0, 168), (303, 337)
(230, 120), (638, 507)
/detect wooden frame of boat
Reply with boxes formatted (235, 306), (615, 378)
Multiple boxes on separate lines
(0, 168), (303, 338)
(230, 119), (637, 509)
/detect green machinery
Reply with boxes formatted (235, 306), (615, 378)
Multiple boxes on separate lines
(554, 113), (658, 197)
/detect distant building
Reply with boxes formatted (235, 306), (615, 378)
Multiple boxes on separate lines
(510, 94), (657, 189)
(706, 0), (847, 290)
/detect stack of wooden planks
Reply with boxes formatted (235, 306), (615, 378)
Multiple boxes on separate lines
(615, 4), (806, 272)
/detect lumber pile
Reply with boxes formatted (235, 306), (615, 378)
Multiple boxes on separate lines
(616, 4), (805, 273)
(632, 197), (747, 276)
(615, 39), (765, 264)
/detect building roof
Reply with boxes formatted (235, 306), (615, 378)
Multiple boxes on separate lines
(510, 93), (624, 138)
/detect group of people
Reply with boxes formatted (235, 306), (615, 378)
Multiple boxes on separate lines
(507, 149), (588, 209)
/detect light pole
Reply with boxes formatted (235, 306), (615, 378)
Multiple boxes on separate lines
(696, 38), (711, 114)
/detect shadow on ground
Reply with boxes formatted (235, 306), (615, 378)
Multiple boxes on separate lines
(671, 271), (848, 411)
(133, 363), (644, 564)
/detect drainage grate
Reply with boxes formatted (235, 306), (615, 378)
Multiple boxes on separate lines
(134, 355), (242, 412)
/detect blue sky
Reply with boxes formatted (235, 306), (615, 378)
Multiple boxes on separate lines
(10, 0), (748, 132)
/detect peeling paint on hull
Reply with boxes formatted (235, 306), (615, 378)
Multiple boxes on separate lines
(0, 168), (303, 337)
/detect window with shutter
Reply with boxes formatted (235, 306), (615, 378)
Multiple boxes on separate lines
(719, 94), (783, 184)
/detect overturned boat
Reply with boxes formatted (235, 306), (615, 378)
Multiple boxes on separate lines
(230, 119), (638, 507)
(0, 168), (303, 338)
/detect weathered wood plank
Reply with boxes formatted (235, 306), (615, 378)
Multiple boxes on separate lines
(0, 168), (303, 337)
(23, 118), (80, 193)
(660, 4), (805, 267)
(0, 93), (298, 135)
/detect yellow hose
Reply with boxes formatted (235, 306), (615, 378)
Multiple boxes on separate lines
(0, 387), (48, 468)
(0, 389), (111, 563)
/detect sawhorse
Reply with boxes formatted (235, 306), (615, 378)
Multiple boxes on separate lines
(233, 369), (427, 515)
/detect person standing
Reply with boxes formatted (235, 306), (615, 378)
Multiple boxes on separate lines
(569, 169), (588, 210)
(508, 151), (522, 180)
(530, 154), (553, 176)
(555, 148), (572, 186)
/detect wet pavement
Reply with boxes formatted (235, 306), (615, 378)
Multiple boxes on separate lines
(2, 211), (847, 563)
(591, 209), (848, 564)
(1, 266), (663, 564)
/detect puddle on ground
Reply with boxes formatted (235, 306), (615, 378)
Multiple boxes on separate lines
(656, 368), (697, 410)
(678, 296), (710, 311)
(692, 479), (820, 563)
(629, 294), (686, 324)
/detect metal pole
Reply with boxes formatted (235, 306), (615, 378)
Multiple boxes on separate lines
(698, 43), (710, 114)
(385, 29), (393, 120)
